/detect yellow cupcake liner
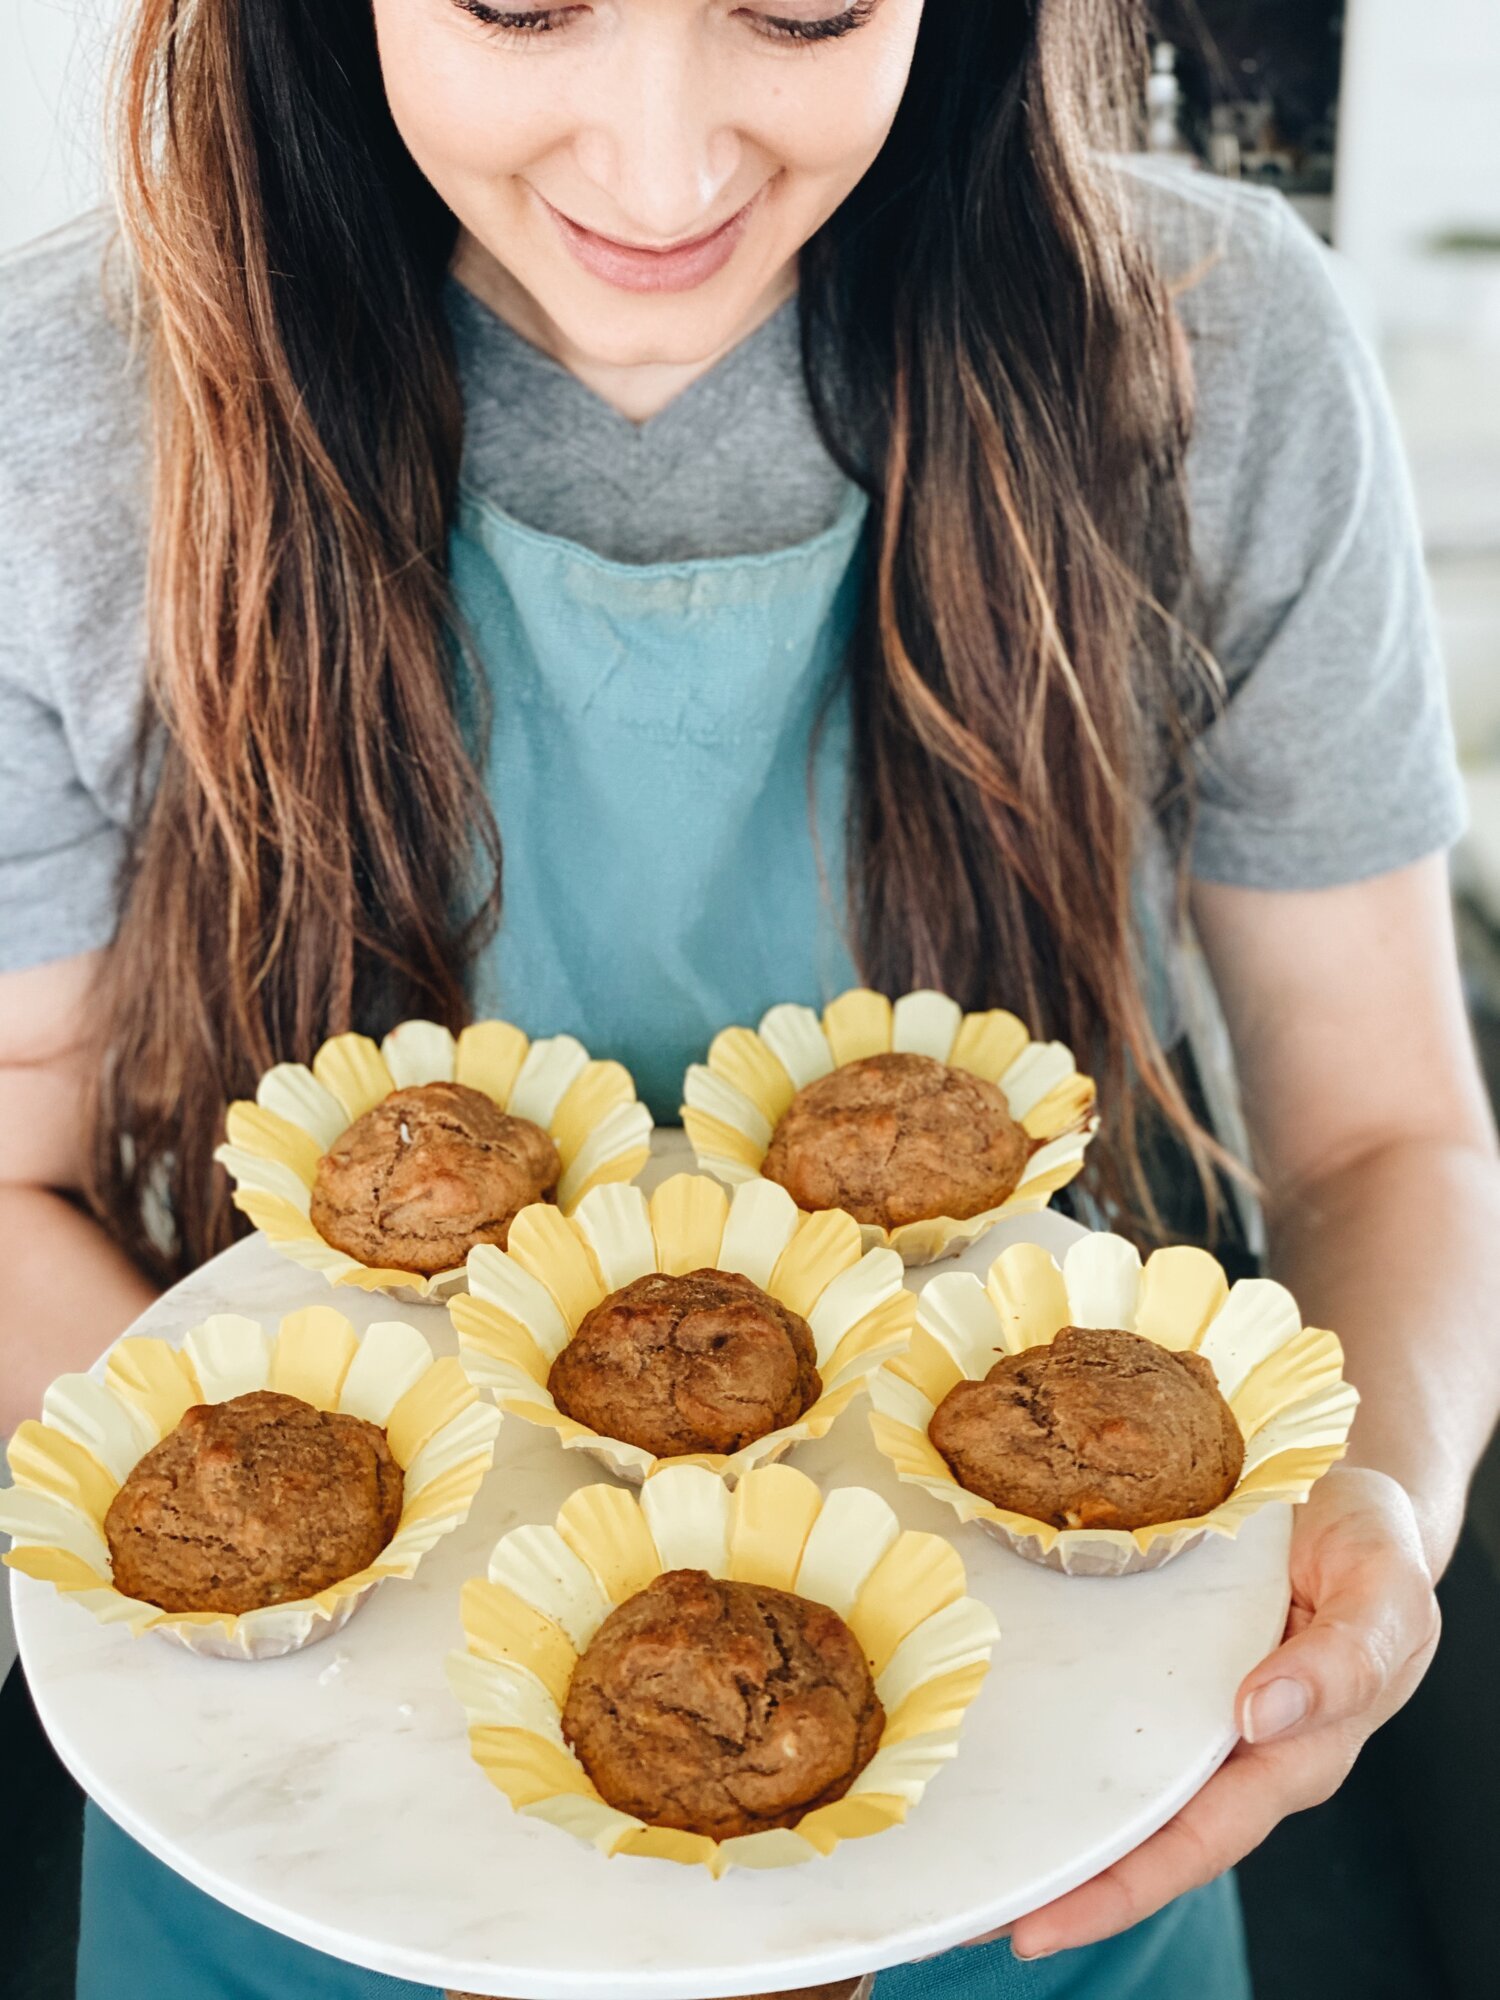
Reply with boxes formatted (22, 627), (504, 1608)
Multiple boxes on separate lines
(869, 1233), (1358, 1576)
(0, 1308), (501, 1659)
(215, 1017), (654, 1302)
(681, 987), (1098, 1266)
(446, 1460), (998, 1875)
(451, 1173), (916, 1486)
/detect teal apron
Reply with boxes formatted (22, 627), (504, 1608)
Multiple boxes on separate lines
(77, 489), (1249, 2000)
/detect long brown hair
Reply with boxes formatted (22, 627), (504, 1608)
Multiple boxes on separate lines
(91, 0), (1218, 1283)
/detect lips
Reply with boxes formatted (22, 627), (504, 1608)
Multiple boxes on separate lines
(540, 187), (765, 294)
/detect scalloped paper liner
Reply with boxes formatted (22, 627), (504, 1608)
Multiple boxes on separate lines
(214, 1018), (654, 1302)
(451, 1173), (917, 1486)
(869, 1233), (1358, 1576)
(0, 1308), (501, 1658)
(681, 988), (1098, 1266)
(447, 1461), (998, 1874)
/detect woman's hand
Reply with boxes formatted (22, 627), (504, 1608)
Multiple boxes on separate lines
(1002, 1466), (1441, 1962)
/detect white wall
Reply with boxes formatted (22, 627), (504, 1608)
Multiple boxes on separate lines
(0, 0), (117, 257)
(1336, 3), (1500, 873)
(1339, 0), (1500, 337)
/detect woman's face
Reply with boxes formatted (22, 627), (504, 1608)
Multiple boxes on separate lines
(372, 0), (924, 371)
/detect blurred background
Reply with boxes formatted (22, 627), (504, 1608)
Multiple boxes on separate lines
(3, 1), (1498, 1995)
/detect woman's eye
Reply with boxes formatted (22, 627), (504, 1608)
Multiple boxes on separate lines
(739, 0), (879, 43)
(452, 0), (880, 47)
(453, 1), (586, 38)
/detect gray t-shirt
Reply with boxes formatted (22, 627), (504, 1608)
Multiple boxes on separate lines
(0, 160), (1464, 979)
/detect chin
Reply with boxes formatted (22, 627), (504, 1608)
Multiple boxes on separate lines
(532, 280), (771, 372)
(552, 300), (763, 371)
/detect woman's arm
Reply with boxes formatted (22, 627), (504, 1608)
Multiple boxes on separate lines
(1199, 855), (1500, 1572)
(0, 953), (156, 1436)
(1006, 853), (1500, 1959)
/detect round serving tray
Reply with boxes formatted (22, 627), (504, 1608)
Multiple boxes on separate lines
(12, 1134), (1291, 1997)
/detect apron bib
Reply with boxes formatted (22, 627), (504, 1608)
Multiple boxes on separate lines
(451, 483), (867, 1120)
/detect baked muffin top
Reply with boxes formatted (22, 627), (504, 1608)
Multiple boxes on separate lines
(547, 1268), (821, 1458)
(104, 1389), (404, 1615)
(561, 1568), (884, 1841)
(309, 1079), (560, 1276)
(760, 1051), (1030, 1231)
(928, 1325), (1245, 1531)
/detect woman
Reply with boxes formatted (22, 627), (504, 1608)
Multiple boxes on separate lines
(0, 1), (1493, 1995)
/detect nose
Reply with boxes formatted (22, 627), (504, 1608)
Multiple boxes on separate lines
(569, 28), (743, 241)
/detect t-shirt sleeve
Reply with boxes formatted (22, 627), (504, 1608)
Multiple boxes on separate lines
(0, 217), (148, 975)
(0, 652), (126, 972)
(1188, 201), (1466, 890)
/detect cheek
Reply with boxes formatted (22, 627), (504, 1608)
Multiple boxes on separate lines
(371, 6), (557, 195)
(746, 26), (919, 189)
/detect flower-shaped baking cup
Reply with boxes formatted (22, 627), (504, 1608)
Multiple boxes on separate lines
(450, 1173), (916, 1484)
(681, 987), (1097, 1265)
(0, 1308), (501, 1659)
(215, 1017), (654, 1301)
(869, 1233), (1358, 1577)
(447, 1461), (998, 1874)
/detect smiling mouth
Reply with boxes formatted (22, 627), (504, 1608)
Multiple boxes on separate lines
(538, 186), (768, 294)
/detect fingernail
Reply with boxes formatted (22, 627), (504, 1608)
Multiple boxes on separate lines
(1011, 1940), (1057, 1962)
(1244, 1677), (1310, 1742)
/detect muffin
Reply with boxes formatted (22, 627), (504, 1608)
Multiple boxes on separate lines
(547, 1268), (821, 1457)
(309, 1079), (559, 1275)
(928, 1325), (1244, 1531)
(761, 1051), (1031, 1231)
(104, 1390), (405, 1614)
(561, 1568), (884, 1840)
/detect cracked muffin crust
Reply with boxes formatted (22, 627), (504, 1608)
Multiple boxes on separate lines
(928, 1325), (1244, 1530)
(104, 1390), (405, 1614)
(760, 1052), (1031, 1231)
(309, 1080), (559, 1275)
(547, 1268), (821, 1457)
(561, 1568), (884, 1840)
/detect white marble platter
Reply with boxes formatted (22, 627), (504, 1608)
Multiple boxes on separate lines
(12, 1133), (1292, 1997)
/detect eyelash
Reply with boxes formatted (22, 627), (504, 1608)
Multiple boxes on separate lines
(454, 1), (878, 49)
(749, 0), (879, 43)
(455, 1), (579, 36)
